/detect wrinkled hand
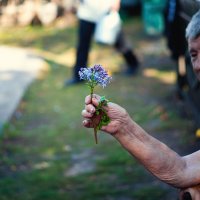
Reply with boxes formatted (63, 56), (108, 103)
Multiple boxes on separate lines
(82, 94), (129, 135)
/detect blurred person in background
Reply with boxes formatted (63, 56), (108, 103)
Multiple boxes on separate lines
(82, 10), (200, 200)
(64, 0), (139, 86)
(164, 0), (188, 98)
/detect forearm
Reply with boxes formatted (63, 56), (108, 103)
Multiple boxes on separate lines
(113, 117), (188, 188)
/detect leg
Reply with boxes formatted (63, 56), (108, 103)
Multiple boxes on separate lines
(114, 30), (139, 75)
(74, 19), (95, 79)
(65, 19), (95, 86)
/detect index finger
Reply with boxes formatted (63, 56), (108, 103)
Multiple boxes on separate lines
(85, 95), (92, 105)
(85, 94), (100, 106)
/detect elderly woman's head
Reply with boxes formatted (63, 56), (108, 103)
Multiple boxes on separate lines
(186, 10), (200, 40)
(186, 10), (200, 81)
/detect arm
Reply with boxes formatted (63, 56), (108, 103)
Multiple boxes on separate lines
(82, 94), (200, 189)
(114, 119), (200, 188)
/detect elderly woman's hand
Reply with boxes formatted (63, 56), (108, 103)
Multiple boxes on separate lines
(82, 94), (130, 136)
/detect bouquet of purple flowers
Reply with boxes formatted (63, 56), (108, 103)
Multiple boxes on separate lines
(79, 64), (112, 144)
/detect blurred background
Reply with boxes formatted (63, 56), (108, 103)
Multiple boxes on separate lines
(0, 0), (200, 200)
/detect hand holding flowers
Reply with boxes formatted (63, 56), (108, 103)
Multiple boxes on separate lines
(79, 65), (112, 144)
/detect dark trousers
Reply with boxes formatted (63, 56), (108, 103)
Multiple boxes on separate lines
(73, 19), (138, 79)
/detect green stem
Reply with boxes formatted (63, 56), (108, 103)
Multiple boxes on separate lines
(90, 86), (94, 100)
(90, 86), (98, 144)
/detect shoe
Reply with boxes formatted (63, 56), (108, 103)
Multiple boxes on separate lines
(63, 78), (84, 87)
(124, 65), (139, 76)
(123, 50), (140, 76)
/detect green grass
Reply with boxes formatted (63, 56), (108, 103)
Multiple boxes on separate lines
(0, 17), (193, 200)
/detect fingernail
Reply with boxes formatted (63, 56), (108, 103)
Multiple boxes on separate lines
(91, 108), (94, 113)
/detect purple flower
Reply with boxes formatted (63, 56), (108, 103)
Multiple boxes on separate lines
(79, 64), (112, 88)
(79, 64), (111, 144)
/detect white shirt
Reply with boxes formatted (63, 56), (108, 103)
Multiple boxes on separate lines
(77, 0), (116, 23)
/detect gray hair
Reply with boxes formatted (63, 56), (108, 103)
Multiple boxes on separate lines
(186, 10), (200, 40)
